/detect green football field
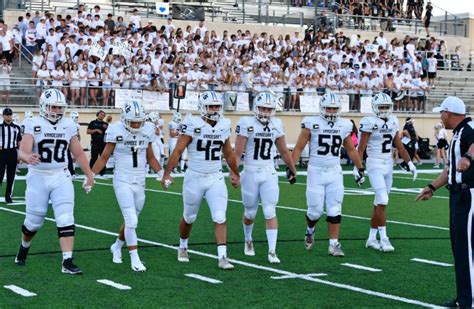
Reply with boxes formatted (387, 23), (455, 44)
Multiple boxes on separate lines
(0, 167), (454, 307)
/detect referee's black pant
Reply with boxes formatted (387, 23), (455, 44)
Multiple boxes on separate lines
(0, 148), (18, 200)
(449, 185), (474, 307)
(89, 141), (106, 176)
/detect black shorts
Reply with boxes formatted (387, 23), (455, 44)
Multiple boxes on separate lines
(428, 72), (436, 79)
(437, 138), (448, 149)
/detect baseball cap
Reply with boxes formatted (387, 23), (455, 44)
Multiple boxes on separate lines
(432, 96), (466, 114)
(3, 107), (12, 115)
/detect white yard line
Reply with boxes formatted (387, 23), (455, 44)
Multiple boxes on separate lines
(341, 263), (382, 272)
(3, 285), (37, 297)
(0, 207), (440, 308)
(184, 274), (222, 284)
(96, 279), (132, 290)
(271, 273), (328, 280)
(411, 258), (453, 267)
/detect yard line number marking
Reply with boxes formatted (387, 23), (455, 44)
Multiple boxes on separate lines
(411, 258), (453, 267)
(341, 263), (382, 272)
(3, 285), (37, 297)
(97, 279), (132, 290)
(185, 274), (222, 284)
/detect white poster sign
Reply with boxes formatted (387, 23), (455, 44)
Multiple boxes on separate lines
(236, 92), (249, 111)
(112, 41), (132, 59)
(340, 95), (349, 113)
(114, 89), (143, 109)
(177, 91), (199, 111)
(360, 96), (373, 114)
(89, 42), (107, 61)
(142, 91), (170, 111)
(299, 95), (319, 113)
(156, 2), (170, 15)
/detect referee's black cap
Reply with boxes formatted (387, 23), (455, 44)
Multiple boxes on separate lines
(2, 107), (12, 115)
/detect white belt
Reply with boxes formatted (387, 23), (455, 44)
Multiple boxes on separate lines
(29, 167), (68, 176)
(114, 173), (145, 184)
(308, 164), (341, 172)
(187, 169), (222, 177)
(367, 157), (393, 165)
(243, 165), (275, 173)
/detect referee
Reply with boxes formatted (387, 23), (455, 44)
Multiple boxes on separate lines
(87, 110), (108, 176)
(416, 96), (474, 308)
(0, 107), (22, 203)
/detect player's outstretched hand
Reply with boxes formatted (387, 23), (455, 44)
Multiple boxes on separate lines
(229, 172), (240, 188)
(353, 167), (365, 186)
(161, 175), (173, 189)
(407, 161), (417, 181)
(24, 153), (41, 165)
(286, 167), (296, 184)
(415, 187), (433, 202)
(83, 173), (95, 194)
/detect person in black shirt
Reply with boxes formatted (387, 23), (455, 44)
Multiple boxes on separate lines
(417, 97), (474, 308)
(87, 110), (108, 176)
(0, 107), (22, 203)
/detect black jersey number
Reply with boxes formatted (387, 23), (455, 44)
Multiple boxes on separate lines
(197, 140), (224, 161)
(317, 134), (342, 156)
(131, 147), (138, 168)
(382, 134), (393, 153)
(38, 139), (68, 163)
(253, 138), (273, 160)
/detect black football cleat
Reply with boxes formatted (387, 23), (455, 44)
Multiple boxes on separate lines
(15, 245), (30, 266)
(61, 258), (83, 275)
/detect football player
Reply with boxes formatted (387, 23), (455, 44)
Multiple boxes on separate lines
(147, 111), (166, 180)
(233, 92), (297, 264)
(358, 93), (417, 252)
(67, 111), (81, 178)
(168, 111), (182, 173)
(15, 88), (95, 274)
(91, 101), (162, 272)
(292, 93), (365, 257)
(161, 90), (240, 270)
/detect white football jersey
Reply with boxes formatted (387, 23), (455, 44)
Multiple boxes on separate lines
(168, 120), (179, 140)
(181, 115), (231, 173)
(105, 121), (155, 182)
(359, 115), (400, 160)
(236, 116), (284, 167)
(301, 116), (353, 167)
(24, 116), (77, 172)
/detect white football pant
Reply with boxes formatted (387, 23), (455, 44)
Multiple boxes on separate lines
(241, 165), (278, 220)
(366, 157), (393, 206)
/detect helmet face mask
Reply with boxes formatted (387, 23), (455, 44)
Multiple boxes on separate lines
(70, 111), (79, 123)
(172, 112), (182, 123)
(147, 111), (160, 124)
(319, 93), (341, 122)
(253, 92), (276, 124)
(121, 101), (146, 133)
(39, 89), (67, 122)
(198, 91), (223, 122)
(372, 93), (393, 118)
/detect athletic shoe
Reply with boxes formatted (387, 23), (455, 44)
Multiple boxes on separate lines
(244, 241), (255, 256)
(267, 251), (281, 264)
(131, 260), (147, 272)
(110, 243), (122, 264)
(328, 242), (345, 257)
(380, 238), (395, 252)
(177, 248), (189, 262)
(62, 258), (83, 275)
(218, 257), (234, 270)
(365, 238), (381, 250)
(14, 245), (30, 266)
(304, 232), (315, 250)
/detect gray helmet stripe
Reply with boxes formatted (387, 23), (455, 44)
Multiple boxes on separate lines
(133, 101), (139, 117)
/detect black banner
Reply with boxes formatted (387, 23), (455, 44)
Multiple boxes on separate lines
(172, 4), (205, 21)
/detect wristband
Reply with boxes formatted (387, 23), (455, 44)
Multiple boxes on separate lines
(463, 152), (473, 161)
(427, 183), (436, 193)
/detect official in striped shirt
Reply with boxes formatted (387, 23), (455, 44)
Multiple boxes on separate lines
(416, 96), (474, 308)
(0, 107), (22, 203)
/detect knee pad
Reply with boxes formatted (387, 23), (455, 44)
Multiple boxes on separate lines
(183, 213), (197, 224)
(326, 215), (342, 224)
(54, 203), (75, 227)
(244, 205), (258, 221)
(22, 224), (37, 236)
(57, 225), (75, 238)
(262, 203), (276, 220)
(24, 213), (45, 232)
(124, 215), (138, 229)
(306, 204), (323, 222)
(211, 210), (226, 224)
(374, 190), (389, 206)
(326, 203), (342, 218)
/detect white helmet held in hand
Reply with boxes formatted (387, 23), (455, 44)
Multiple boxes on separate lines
(372, 93), (393, 118)
(39, 88), (67, 122)
(121, 100), (146, 133)
(198, 90), (223, 121)
(24, 109), (33, 119)
(147, 111), (160, 124)
(70, 111), (79, 123)
(172, 111), (182, 123)
(253, 92), (276, 124)
(319, 93), (341, 122)
(12, 113), (19, 124)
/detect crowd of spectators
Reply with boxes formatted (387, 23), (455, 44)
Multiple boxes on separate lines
(3, 4), (460, 111)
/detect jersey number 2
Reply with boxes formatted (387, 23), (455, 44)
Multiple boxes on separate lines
(38, 139), (68, 163)
(197, 140), (224, 161)
(382, 134), (393, 153)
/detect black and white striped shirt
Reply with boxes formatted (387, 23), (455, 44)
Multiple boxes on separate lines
(0, 121), (22, 150)
(448, 117), (474, 185)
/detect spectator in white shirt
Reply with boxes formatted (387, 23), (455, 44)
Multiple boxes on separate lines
(427, 52), (437, 86)
(0, 24), (15, 63)
(0, 58), (11, 104)
(130, 9), (142, 29)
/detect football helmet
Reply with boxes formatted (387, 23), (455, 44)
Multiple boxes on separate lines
(253, 92), (276, 124)
(39, 88), (67, 122)
(372, 93), (393, 118)
(147, 111), (160, 124)
(172, 111), (182, 124)
(12, 113), (19, 124)
(198, 90), (223, 121)
(121, 100), (146, 133)
(319, 93), (341, 122)
(24, 109), (33, 119)
(70, 111), (79, 123)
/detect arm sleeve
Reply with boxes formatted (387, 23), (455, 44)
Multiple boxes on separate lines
(104, 125), (117, 143)
(359, 117), (373, 133)
(236, 118), (249, 138)
(179, 117), (195, 137)
(300, 117), (312, 130)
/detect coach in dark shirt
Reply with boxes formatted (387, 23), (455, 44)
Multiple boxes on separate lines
(0, 107), (22, 203)
(87, 110), (108, 176)
(416, 97), (474, 308)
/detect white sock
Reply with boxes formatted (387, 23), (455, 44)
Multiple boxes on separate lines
(62, 251), (72, 261)
(217, 245), (227, 259)
(21, 240), (31, 248)
(329, 239), (338, 246)
(124, 226), (138, 247)
(378, 226), (388, 239)
(180, 160), (186, 171)
(243, 223), (254, 242)
(266, 229), (278, 253)
(306, 226), (315, 235)
(369, 228), (378, 240)
(179, 238), (188, 249)
(114, 239), (125, 248)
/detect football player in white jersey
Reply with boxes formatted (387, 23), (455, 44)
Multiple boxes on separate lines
(168, 111), (182, 172)
(292, 93), (365, 257)
(161, 90), (240, 270)
(67, 111), (81, 178)
(91, 101), (162, 272)
(234, 92), (297, 264)
(15, 88), (95, 274)
(358, 93), (417, 252)
(147, 111), (166, 180)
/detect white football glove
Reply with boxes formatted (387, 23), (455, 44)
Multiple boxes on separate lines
(407, 161), (417, 181)
(82, 176), (95, 194)
(353, 167), (365, 186)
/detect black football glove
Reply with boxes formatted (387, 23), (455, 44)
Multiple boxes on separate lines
(286, 167), (296, 184)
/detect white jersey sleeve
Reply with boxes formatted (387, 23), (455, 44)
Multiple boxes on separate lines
(105, 123), (119, 143)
